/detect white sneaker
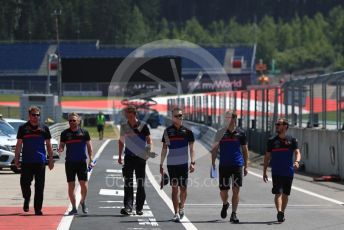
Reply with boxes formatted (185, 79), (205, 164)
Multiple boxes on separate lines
(172, 213), (180, 222)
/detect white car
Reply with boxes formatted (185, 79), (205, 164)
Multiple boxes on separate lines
(0, 120), (18, 172)
(2, 118), (60, 173)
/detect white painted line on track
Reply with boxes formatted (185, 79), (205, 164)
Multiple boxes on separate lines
(248, 171), (344, 206)
(106, 169), (122, 173)
(146, 165), (198, 230)
(185, 203), (332, 207)
(99, 206), (123, 209)
(99, 189), (124, 196)
(99, 200), (122, 203)
(57, 139), (111, 230)
(138, 218), (158, 227)
(130, 210), (154, 217)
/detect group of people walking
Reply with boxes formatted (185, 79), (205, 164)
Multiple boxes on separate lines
(118, 106), (301, 224)
(15, 105), (301, 224)
(15, 106), (93, 215)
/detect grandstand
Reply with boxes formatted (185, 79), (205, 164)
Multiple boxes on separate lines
(0, 41), (256, 94)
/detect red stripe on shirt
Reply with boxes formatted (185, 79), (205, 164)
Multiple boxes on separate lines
(221, 138), (238, 142)
(23, 134), (41, 138)
(169, 137), (185, 141)
(272, 148), (289, 152)
(65, 139), (82, 144)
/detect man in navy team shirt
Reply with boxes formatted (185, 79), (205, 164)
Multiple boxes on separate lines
(160, 107), (195, 222)
(211, 110), (248, 223)
(14, 106), (54, 215)
(58, 112), (93, 215)
(263, 118), (301, 223)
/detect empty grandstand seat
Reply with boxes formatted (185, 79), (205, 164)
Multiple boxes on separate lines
(0, 43), (49, 73)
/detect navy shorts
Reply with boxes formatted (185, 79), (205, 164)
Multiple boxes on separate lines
(65, 161), (88, 182)
(167, 164), (188, 187)
(97, 124), (104, 132)
(272, 175), (293, 195)
(219, 166), (243, 190)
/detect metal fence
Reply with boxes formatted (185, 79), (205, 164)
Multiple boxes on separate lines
(166, 71), (344, 155)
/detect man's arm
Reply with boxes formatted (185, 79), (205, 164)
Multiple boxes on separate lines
(58, 142), (65, 154)
(14, 139), (23, 168)
(242, 144), (249, 176)
(210, 142), (219, 167)
(118, 136), (124, 164)
(189, 142), (195, 173)
(45, 139), (54, 170)
(86, 140), (93, 163)
(293, 148), (301, 169)
(160, 143), (168, 175)
(263, 151), (271, 182)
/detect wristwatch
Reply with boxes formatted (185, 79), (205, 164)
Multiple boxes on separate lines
(190, 161), (196, 165)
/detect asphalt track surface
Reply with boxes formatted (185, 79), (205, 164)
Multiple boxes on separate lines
(64, 127), (344, 230)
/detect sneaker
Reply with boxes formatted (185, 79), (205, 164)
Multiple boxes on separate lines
(179, 203), (184, 219)
(230, 212), (239, 223)
(35, 210), (43, 216)
(220, 202), (229, 219)
(68, 208), (78, 215)
(120, 208), (132, 215)
(172, 213), (180, 222)
(23, 199), (30, 212)
(81, 202), (88, 214)
(277, 211), (285, 222)
(136, 210), (143, 215)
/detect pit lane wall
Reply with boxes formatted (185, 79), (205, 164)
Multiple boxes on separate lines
(287, 127), (344, 179)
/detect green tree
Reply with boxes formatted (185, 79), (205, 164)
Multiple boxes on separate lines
(257, 15), (277, 66)
(182, 17), (211, 44)
(156, 18), (170, 40)
(125, 5), (149, 45)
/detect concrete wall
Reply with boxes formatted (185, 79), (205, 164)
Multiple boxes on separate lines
(185, 119), (344, 179)
(288, 127), (344, 178)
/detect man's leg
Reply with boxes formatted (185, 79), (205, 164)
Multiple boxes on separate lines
(20, 164), (34, 212)
(122, 158), (134, 213)
(171, 185), (179, 214)
(79, 181), (88, 204)
(68, 181), (76, 208)
(231, 186), (240, 213)
(33, 164), (45, 214)
(281, 194), (289, 212)
(135, 160), (146, 214)
(274, 193), (282, 212)
(79, 180), (89, 213)
(179, 186), (187, 208)
(220, 189), (229, 204)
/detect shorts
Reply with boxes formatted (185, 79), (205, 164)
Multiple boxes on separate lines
(65, 161), (88, 182)
(97, 124), (104, 132)
(167, 164), (188, 187)
(272, 175), (293, 195)
(219, 166), (243, 190)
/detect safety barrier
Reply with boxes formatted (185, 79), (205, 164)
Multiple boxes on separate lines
(49, 122), (69, 140)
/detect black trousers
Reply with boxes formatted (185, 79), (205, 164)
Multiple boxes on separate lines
(122, 155), (146, 211)
(20, 163), (46, 212)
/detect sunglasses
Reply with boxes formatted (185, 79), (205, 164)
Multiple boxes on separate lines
(275, 123), (287, 126)
(30, 113), (40, 117)
(69, 119), (77, 122)
(174, 114), (183, 118)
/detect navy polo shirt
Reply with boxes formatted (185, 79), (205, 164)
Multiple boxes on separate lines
(162, 125), (194, 166)
(215, 127), (247, 167)
(17, 121), (51, 164)
(60, 128), (91, 162)
(267, 135), (298, 177)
